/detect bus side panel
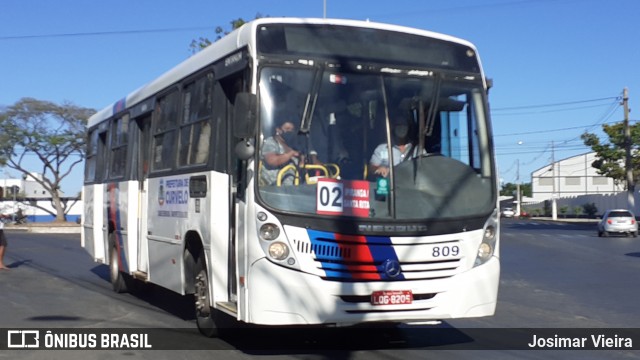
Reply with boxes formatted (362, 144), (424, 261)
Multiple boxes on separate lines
(126, 180), (139, 273)
(208, 171), (230, 305)
(81, 185), (95, 258)
(146, 175), (188, 294)
(137, 178), (149, 274)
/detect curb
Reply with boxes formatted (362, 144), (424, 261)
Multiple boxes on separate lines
(4, 225), (81, 234)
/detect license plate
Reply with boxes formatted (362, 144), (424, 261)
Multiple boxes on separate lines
(371, 290), (413, 305)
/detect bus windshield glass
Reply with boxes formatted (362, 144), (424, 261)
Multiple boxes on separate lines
(257, 64), (495, 221)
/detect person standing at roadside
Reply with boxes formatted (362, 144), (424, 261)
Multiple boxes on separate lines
(0, 216), (9, 270)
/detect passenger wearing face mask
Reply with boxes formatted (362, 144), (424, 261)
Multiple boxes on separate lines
(369, 116), (419, 178)
(260, 120), (307, 185)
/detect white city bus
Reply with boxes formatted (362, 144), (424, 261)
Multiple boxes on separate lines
(82, 18), (499, 336)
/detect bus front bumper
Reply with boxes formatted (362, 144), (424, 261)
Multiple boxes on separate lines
(246, 256), (499, 326)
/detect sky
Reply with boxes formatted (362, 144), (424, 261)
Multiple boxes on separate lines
(1, 0), (639, 195)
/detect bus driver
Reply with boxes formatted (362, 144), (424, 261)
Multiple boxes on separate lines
(369, 116), (422, 178)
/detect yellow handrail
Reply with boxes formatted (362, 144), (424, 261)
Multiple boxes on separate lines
(303, 164), (329, 184)
(276, 164), (300, 186)
(324, 163), (340, 179)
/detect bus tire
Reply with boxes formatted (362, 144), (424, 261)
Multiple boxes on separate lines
(194, 250), (218, 337)
(109, 235), (129, 293)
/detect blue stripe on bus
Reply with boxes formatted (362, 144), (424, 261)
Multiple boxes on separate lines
(306, 229), (403, 281)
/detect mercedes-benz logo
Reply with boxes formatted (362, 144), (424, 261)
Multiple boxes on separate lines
(383, 259), (402, 278)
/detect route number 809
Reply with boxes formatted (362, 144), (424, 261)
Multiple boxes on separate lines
(432, 245), (460, 258)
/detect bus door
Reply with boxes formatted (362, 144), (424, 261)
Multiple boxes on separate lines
(211, 76), (237, 308)
(134, 114), (152, 275)
(84, 129), (108, 262)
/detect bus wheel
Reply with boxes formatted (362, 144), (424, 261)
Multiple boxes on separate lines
(109, 235), (128, 293)
(194, 251), (218, 337)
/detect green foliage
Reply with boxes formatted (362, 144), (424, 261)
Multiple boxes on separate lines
(573, 206), (583, 216)
(500, 182), (532, 197)
(582, 202), (598, 218)
(189, 14), (265, 54)
(581, 122), (640, 188)
(0, 97), (95, 221)
(559, 205), (569, 217)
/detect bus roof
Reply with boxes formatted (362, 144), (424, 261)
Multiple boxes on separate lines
(87, 17), (478, 128)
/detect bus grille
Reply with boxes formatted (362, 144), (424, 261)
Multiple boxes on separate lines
(292, 236), (463, 282)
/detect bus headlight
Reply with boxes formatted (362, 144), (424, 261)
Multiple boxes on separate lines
(268, 242), (289, 260)
(475, 222), (497, 267)
(259, 223), (280, 241)
(477, 242), (492, 260)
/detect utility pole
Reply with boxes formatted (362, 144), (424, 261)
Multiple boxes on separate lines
(551, 140), (557, 220)
(623, 87), (634, 210)
(516, 159), (521, 218)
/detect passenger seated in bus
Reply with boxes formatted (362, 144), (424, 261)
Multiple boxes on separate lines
(260, 119), (309, 185)
(368, 116), (423, 178)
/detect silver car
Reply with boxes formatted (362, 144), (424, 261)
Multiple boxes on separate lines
(501, 207), (515, 218)
(598, 209), (638, 237)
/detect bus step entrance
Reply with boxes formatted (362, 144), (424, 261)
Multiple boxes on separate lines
(131, 271), (148, 281)
(216, 301), (238, 316)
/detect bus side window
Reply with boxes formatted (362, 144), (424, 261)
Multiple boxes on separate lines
(179, 73), (214, 167)
(95, 130), (109, 182)
(152, 90), (180, 171)
(85, 129), (99, 183)
(109, 114), (129, 179)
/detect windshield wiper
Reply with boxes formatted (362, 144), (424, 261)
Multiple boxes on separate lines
(299, 66), (324, 134)
(419, 74), (442, 156)
(379, 76), (397, 218)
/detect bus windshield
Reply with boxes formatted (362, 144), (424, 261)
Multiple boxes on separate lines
(257, 65), (495, 221)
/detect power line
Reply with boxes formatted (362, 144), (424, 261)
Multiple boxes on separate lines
(492, 96), (619, 112)
(491, 103), (617, 117)
(494, 120), (620, 137)
(0, 0), (583, 42)
(0, 26), (213, 41)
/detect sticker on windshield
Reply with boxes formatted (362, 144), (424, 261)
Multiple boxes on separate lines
(316, 179), (370, 217)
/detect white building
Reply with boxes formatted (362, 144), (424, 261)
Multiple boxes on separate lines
(523, 152), (640, 216)
(0, 172), (57, 199)
(530, 152), (623, 202)
(0, 172), (82, 222)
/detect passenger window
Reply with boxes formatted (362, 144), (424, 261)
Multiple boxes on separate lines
(85, 130), (99, 183)
(179, 74), (213, 167)
(152, 90), (180, 171)
(109, 114), (129, 178)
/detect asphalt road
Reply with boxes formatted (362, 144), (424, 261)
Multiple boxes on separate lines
(1, 220), (639, 359)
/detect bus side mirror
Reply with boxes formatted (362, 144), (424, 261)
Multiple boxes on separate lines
(233, 92), (257, 160)
(233, 92), (257, 139)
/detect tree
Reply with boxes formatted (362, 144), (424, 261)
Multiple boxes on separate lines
(582, 202), (598, 218)
(559, 205), (569, 218)
(0, 98), (95, 222)
(581, 122), (640, 188)
(500, 182), (532, 197)
(189, 14), (264, 54)
(573, 205), (583, 217)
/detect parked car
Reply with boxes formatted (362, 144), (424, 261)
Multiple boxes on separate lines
(598, 209), (638, 237)
(501, 207), (516, 218)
